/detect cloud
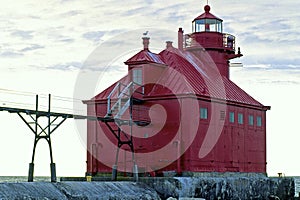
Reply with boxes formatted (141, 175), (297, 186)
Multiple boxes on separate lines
(10, 30), (34, 40)
(244, 64), (300, 70)
(82, 31), (105, 42)
(232, 63), (300, 86)
(60, 10), (83, 17)
(58, 38), (75, 43)
(153, 3), (186, 18)
(123, 6), (148, 16)
(0, 51), (23, 58)
(0, 0), (299, 72)
(47, 62), (82, 71)
(219, 1), (300, 69)
(20, 44), (44, 52)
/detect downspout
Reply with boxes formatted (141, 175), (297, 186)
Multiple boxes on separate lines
(177, 140), (181, 174)
(177, 98), (184, 175)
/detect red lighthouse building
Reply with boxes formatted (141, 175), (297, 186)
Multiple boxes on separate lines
(84, 4), (270, 178)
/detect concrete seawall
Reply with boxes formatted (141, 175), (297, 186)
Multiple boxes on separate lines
(0, 176), (297, 200)
(0, 181), (160, 200)
(142, 176), (295, 199)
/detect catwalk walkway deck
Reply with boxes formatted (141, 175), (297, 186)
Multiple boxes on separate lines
(0, 94), (110, 182)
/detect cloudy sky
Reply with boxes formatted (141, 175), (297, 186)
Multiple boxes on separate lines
(0, 0), (299, 177)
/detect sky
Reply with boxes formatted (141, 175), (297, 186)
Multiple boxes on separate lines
(0, 0), (299, 177)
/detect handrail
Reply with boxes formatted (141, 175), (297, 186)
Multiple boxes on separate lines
(132, 82), (144, 95)
(107, 82), (120, 99)
(183, 32), (236, 51)
(115, 98), (131, 118)
(223, 33), (236, 50)
(107, 82), (120, 115)
(117, 82), (133, 99)
(183, 34), (192, 49)
(106, 81), (145, 118)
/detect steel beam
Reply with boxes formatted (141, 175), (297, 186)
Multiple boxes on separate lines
(15, 94), (68, 182)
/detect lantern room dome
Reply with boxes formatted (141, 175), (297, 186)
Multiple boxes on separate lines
(193, 5), (222, 21)
(192, 5), (223, 33)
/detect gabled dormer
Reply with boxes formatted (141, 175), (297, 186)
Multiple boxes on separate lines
(124, 36), (167, 94)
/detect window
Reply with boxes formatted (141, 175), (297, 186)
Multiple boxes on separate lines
(248, 115), (254, 126)
(257, 116), (262, 127)
(238, 113), (243, 124)
(229, 112), (235, 123)
(193, 19), (223, 33)
(132, 68), (142, 85)
(220, 111), (225, 120)
(200, 108), (208, 119)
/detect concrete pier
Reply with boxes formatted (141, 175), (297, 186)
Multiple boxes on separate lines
(0, 176), (298, 200)
(0, 181), (160, 200)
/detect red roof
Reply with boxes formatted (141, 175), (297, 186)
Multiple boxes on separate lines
(151, 47), (263, 107)
(193, 5), (223, 22)
(124, 49), (166, 65)
(90, 46), (264, 109)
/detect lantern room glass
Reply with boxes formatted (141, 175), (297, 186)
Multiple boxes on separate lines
(193, 19), (223, 33)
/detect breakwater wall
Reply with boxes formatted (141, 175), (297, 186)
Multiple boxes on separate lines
(0, 181), (160, 200)
(0, 176), (298, 200)
(142, 176), (295, 199)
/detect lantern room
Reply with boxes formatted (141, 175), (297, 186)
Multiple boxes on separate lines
(184, 4), (242, 78)
(192, 5), (223, 33)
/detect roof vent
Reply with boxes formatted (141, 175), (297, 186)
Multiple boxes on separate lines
(166, 41), (173, 49)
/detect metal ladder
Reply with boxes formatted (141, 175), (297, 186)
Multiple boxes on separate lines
(106, 82), (133, 120)
(104, 82), (143, 181)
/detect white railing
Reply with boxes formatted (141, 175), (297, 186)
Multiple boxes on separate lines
(223, 33), (236, 50)
(106, 81), (144, 119)
(183, 34), (192, 49)
(106, 82), (121, 115)
(183, 33), (236, 51)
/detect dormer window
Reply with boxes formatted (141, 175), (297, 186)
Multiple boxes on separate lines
(193, 19), (223, 33)
(132, 68), (142, 85)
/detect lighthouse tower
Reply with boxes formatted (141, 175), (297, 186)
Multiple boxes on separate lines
(182, 4), (243, 78)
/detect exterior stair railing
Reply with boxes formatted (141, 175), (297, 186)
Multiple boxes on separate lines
(104, 81), (144, 181)
(105, 81), (144, 120)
